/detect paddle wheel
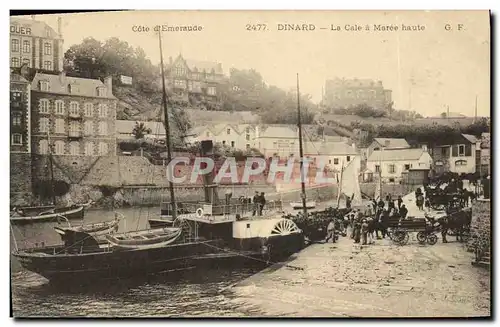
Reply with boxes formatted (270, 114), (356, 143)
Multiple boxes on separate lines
(270, 219), (301, 236)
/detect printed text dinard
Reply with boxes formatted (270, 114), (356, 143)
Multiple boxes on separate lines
(164, 157), (337, 184)
(276, 23), (426, 31)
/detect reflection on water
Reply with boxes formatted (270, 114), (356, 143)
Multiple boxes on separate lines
(10, 207), (262, 317)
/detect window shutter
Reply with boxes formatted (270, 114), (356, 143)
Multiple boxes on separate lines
(465, 144), (472, 156)
(451, 145), (458, 157)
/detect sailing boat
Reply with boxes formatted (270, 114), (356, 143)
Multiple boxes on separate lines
(12, 37), (304, 283)
(10, 132), (92, 224)
(336, 158), (363, 208)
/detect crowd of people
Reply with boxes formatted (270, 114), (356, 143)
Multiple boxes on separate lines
(325, 193), (411, 246)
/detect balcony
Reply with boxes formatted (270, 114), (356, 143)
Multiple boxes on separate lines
(68, 112), (82, 120)
(68, 131), (83, 139)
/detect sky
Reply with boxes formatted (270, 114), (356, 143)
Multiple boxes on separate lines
(18, 10), (490, 117)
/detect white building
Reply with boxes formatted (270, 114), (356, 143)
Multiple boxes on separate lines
(186, 123), (257, 151)
(303, 140), (359, 172)
(366, 148), (433, 183)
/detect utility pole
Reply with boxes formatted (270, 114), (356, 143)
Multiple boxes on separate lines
(296, 73), (307, 217)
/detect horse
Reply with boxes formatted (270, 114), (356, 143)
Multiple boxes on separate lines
(435, 207), (472, 243)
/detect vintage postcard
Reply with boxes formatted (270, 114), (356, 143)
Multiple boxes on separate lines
(9, 10), (490, 318)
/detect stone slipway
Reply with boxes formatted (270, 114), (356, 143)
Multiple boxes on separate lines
(226, 236), (490, 317)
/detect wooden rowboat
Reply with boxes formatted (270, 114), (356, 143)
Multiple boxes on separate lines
(105, 227), (182, 250)
(10, 204), (87, 223)
(54, 215), (121, 237)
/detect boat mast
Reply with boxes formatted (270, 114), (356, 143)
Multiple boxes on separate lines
(47, 132), (56, 206)
(336, 159), (344, 208)
(296, 73), (307, 217)
(158, 29), (177, 221)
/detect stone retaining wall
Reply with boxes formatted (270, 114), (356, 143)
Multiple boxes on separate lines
(467, 200), (491, 253)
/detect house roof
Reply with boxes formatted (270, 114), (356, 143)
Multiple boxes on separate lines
(116, 120), (165, 135)
(10, 73), (29, 83)
(10, 17), (60, 39)
(373, 138), (410, 149)
(170, 55), (224, 75)
(461, 134), (478, 144)
(190, 123), (256, 137)
(304, 141), (357, 156)
(31, 73), (115, 99)
(367, 148), (426, 162)
(326, 77), (384, 88)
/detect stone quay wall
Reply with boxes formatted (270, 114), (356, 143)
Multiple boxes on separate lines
(467, 200), (491, 253)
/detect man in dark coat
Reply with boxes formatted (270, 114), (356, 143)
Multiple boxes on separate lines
(258, 192), (266, 215)
(399, 204), (408, 219)
(397, 196), (403, 210)
(252, 191), (260, 216)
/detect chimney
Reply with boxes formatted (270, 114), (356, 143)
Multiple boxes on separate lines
(104, 76), (112, 91)
(57, 17), (62, 38)
(59, 71), (66, 84)
(169, 56), (173, 65)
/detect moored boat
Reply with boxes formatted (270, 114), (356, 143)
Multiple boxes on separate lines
(105, 227), (182, 250)
(10, 201), (92, 224)
(53, 212), (121, 237)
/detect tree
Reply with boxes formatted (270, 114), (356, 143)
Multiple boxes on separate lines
(440, 112), (447, 118)
(132, 122), (152, 139)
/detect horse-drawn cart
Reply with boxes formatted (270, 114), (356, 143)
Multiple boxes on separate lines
(387, 216), (438, 246)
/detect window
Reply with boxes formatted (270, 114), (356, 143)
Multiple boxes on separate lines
(458, 145), (465, 156)
(357, 90), (364, 98)
(246, 144), (250, 150)
(11, 91), (22, 107)
(222, 141), (226, 145)
(98, 104), (108, 118)
(346, 155), (351, 162)
(388, 164), (396, 174)
(55, 100), (65, 115)
(98, 142), (108, 156)
(39, 99), (49, 113)
(98, 122), (108, 135)
(441, 147), (447, 155)
(84, 121), (94, 135)
(69, 142), (80, 156)
(173, 79), (187, 88)
(69, 122), (79, 136)
(246, 127), (251, 133)
(207, 87), (216, 96)
(375, 165), (380, 173)
(22, 40), (30, 53)
(43, 61), (52, 71)
(345, 90), (353, 98)
(227, 128), (231, 135)
(54, 141), (65, 155)
(55, 119), (65, 133)
(174, 66), (186, 76)
(455, 160), (467, 166)
(44, 42), (52, 55)
(231, 141), (235, 148)
(404, 164), (410, 170)
(22, 58), (30, 67)
(246, 134), (250, 141)
(85, 142), (94, 156)
(329, 159), (332, 164)
(187, 81), (193, 91)
(84, 103), (93, 117)
(39, 140), (49, 154)
(39, 118), (49, 132)
(96, 87), (106, 97)
(68, 85), (72, 94)
(45, 28), (51, 37)
(11, 57), (19, 67)
(12, 113), (22, 126)
(11, 133), (22, 145)
(69, 102), (79, 116)
(333, 158), (339, 165)
(369, 90), (376, 98)
(39, 81), (49, 92)
(11, 39), (19, 52)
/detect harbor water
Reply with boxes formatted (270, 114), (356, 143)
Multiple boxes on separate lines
(10, 207), (264, 317)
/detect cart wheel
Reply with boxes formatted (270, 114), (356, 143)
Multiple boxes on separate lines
(416, 232), (427, 244)
(393, 231), (408, 246)
(427, 234), (438, 245)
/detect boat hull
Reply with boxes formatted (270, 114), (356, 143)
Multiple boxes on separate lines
(10, 205), (85, 224)
(232, 233), (305, 261)
(13, 239), (224, 283)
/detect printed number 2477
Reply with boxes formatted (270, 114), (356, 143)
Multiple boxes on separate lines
(246, 24), (267, 31)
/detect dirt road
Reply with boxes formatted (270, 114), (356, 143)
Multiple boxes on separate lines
(228, 235), (490, 317)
